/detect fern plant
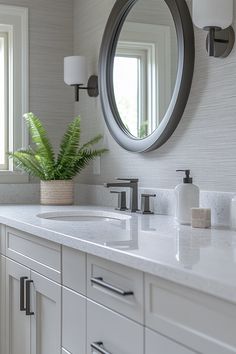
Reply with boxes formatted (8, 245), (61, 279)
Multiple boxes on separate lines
(9, 113), (108, 180)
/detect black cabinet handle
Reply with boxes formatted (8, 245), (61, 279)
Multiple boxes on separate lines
(26, 280), (34, 316)
(90, 277), (134, 296)
(20, 277), (28, 311)
(91, 342), (112, 354)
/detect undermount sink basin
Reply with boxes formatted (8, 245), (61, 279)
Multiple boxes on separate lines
(37, 210), (131, 222)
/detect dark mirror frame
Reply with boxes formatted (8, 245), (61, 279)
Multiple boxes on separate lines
(99, 0), (195, 153)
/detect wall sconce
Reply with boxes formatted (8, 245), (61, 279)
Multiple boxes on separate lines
(192, 0), (235, 58)
(64, 56), (99, 101)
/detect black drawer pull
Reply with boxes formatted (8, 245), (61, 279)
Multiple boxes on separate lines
(91, 341), (112, 354)
(90, 277), (134, 296)
(20, 277), (28, 311)
(26, 280), (34, 316)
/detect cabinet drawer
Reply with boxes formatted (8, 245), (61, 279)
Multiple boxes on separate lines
(87, 255), (144, 323)
(145, 328), (197, 354)
(145, 274), (236, 354)
(87, 299), (144, 354)
(62, 287), (86, 354)
(5, 227), (61, 282)
(62, 246), (86, 295)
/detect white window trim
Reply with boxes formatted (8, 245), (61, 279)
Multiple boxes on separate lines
(118, 21), (172, 128)
(0, 32), (8, 170)
(0, 5), (29, 183)
(116, 41), (156, 135)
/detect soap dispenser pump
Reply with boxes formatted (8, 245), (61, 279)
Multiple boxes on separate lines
(175, 170), (199, 225)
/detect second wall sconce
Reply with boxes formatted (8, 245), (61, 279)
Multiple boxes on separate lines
(64, 56), (99, 101)
(192, 0), (235, 58)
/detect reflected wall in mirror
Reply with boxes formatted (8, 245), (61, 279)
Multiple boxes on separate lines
(113, 0), (178, 139)
(99, 0), (194, 152)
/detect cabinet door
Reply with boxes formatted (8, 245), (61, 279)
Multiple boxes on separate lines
(87, 299), (144, 354)
(62, 287), (86, 354)
(145, 328), (197, 354)
(0, 255), (6, 354)
(30, 271), (61, 354)
(5, 258), (31, 354)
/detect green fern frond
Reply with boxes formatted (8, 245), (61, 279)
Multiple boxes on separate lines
(24, 113), (55, 165)
(9, 150), (45, 180)
(9, 114), (108, 181)
(71, 149), (108, 178)
(56, 116), (81, 172)
(81, 148), (108, 159)
(79, 134), (103, 151)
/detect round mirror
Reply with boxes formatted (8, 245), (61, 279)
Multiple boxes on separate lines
(99, 0), (195, 152)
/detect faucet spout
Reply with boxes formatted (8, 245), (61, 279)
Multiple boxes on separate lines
(104, 178), (139, 212)
(104, 182), (130, 188)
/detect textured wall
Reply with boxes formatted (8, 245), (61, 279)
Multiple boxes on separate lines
(74, 0), (236, 193)
(0, 0), (74, 153)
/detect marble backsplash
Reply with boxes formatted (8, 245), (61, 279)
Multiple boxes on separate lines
(0, 183), (234, 227)
(77, 184), (235, 227)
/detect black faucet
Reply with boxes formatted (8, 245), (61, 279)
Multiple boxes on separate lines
(104, 178), (139, 212)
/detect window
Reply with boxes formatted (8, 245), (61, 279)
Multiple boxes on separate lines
(0, 32), (8, 169)
(0, 5), (28, 182)
(114, 54), (142, 137)
(114, 22), (172, 139)
(114, 41), (156, 138)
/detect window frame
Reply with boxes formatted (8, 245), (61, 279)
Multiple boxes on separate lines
(0, 5), (29, 182)
(115, 41), (157, 136)
(114, 51), (145, 137)
(0, 32), (8, 170)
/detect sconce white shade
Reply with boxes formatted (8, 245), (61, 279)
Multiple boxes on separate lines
(64, 56), (87, 86)
(193, 0), (233, 29)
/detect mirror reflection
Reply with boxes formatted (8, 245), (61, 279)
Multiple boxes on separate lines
(113, 0), (178, 139)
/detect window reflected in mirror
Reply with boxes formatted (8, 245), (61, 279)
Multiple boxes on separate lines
(113, 0), (178, 140)
(114, 54), (147, 138)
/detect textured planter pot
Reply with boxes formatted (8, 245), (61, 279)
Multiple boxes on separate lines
(40, 180), (74, 205)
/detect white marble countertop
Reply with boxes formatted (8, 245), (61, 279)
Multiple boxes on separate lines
(0, 204), (235, 304)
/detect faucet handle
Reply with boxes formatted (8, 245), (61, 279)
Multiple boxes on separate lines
(141, 194), (156, 214)
(110, 191), (128, 211)
(116, 178), (139, 183)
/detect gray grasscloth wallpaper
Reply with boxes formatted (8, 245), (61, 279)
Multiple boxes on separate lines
(0, 0), (74, 154)
(74, 0), (236, 192)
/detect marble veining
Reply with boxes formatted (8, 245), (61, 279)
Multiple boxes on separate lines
(0, 204), (235, 304)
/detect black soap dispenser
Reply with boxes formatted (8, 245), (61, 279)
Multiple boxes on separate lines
(175, 170), (199, 225)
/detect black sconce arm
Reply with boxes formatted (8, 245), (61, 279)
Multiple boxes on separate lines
(72, 75), (99, 102)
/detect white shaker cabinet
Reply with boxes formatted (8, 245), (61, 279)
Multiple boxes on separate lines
(145, 274), (236, 354)
(145, 328), (197, 354)
(5, 258), (31, 354)
(30, 271), (61, 354)
(3, 257), (61, 354)
(1, 226), (236, 354)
